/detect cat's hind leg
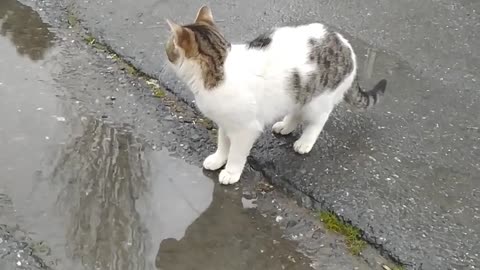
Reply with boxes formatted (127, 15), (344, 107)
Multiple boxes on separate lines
(272, 110), (301, 135)
(294, 96), (334, 154)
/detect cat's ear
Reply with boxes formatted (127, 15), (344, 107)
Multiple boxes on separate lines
(166, 19), (189, 43)
(166, 19), (195, 53)
(166, 19), (183, 36)
(194, 6), (214, 25)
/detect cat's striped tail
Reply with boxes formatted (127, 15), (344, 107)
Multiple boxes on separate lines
(344, 77), (387, 110)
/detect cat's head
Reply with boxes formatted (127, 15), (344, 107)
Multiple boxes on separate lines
(165, 6), (230, 90)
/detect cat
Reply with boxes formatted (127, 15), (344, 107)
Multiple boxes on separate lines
(165, 6), (387, 185)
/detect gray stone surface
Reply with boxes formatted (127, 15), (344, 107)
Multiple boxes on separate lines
(27, 0), (480, 269)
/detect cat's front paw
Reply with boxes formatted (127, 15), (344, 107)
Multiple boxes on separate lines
(219, 169), (241, 185)
(203, 153), (227, 171)
(293, 138), (315, 154)
(272, 121), (295, 135)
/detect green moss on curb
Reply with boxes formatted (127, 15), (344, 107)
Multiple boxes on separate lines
(80, 33), (168, 97)
(84, 35), (95, 45)
(319, 211), (366, 255)
(67, 13), (78, 27)
(146, 79), (165, 98)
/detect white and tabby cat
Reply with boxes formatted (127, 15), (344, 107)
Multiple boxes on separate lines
(165, 6), (387, 184)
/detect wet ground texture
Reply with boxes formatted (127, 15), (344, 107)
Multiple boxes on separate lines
(48, 0), (480, 269)
(0, 1), (399, 270)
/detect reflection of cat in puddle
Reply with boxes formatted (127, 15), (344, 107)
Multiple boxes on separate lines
(142, 150), (214, 266)
(155, 183), (311, 270)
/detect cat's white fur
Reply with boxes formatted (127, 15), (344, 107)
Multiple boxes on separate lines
(171, 23), (357, 185)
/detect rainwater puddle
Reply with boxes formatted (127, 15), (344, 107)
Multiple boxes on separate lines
(0, 1), (313, 269)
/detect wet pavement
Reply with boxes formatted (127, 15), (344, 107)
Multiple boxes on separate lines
(0, 1), (394, 269)
(45, 0), (480, 269)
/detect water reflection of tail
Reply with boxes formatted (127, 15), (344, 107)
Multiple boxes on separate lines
(49, 118), (152, 270)
(0, 0), (54, 61)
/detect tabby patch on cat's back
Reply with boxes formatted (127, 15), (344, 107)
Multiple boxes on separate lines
(247, 30), (273, 49)
(164, 6), (387, 185)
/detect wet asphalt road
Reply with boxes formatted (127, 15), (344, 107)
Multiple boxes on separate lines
(54, 0), (480, 269)
(0, 1), (398, 270)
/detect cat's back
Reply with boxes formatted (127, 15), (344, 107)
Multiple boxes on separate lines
(271, 23), (328, 49)
(222, 23), (346, 91)
(231, 23), (330, 79)
(265, 23), (328, 67)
